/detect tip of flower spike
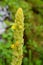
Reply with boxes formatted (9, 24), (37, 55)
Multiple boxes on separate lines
(17, 8), (23, 12)
(16, 8), (23, 16)
(15, 7), (24, 24)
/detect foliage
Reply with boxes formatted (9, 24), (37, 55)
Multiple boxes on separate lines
(0, 28), (14, 65)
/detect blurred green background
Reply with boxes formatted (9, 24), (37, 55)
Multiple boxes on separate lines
(0, 0), (43, 65)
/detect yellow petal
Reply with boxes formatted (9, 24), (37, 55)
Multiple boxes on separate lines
(11, 44), (15, 49)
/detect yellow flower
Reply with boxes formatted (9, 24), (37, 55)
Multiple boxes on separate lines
(11, 24), (16, 30)
(19, 25), (23, 29)
(11, 25), (15, 30)
(11, 44), (15, 49)
(11, 41), (19, 49)
(15, 41), (19, 46)
(17, 8), (23, 14)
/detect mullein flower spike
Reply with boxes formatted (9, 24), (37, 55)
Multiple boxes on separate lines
(11, 8), (24, 65)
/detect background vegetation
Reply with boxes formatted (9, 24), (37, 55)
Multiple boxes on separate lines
(0, 0), (43, 65)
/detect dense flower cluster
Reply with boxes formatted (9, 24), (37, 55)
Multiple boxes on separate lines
(11, 8), (24, 65)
